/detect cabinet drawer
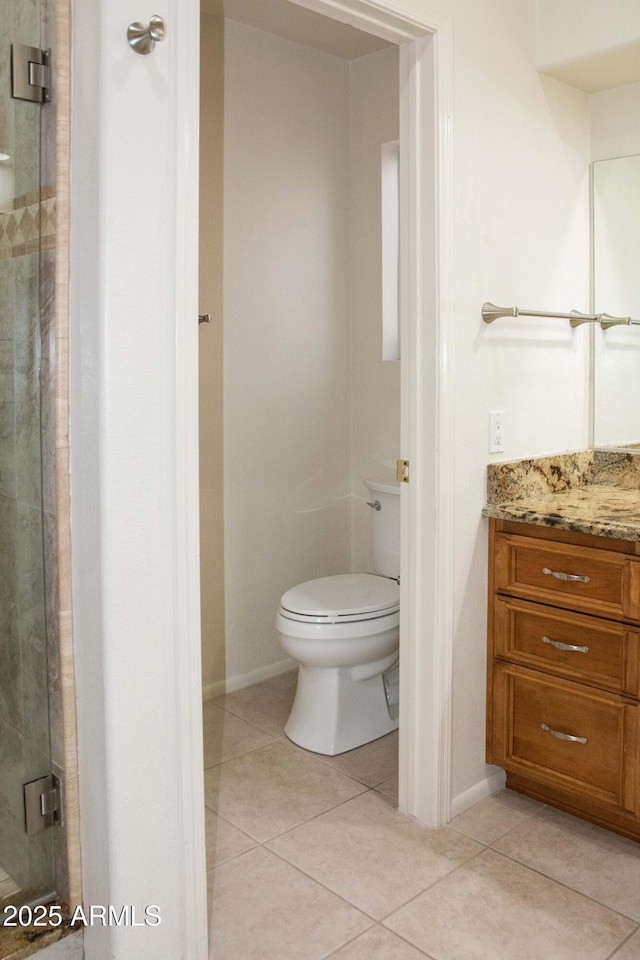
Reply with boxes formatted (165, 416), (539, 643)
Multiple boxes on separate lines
(493, 597), (640, 695)
(494, 533), (640, 621)
(491, 663), (638, 813)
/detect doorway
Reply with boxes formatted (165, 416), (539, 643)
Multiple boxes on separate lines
(198, 0), (453, 827)
(199, 5), (403, 872)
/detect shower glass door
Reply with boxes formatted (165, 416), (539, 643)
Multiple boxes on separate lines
(0, 0), (56, 915)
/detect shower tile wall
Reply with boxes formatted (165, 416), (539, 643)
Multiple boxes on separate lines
(0, 235), (55, 898)
(0, 0), (58, 903)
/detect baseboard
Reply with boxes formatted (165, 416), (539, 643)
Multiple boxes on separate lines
(202, 657), (296, 702)
(201, 677), (227, 702)
(450, 769), (506, 819)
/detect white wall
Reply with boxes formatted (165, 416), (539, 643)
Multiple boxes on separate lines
(348, 46), (400, 573)
(536, 0), (640, 92)
(221, 25), (405, 687)
(590, 82), (640, 161)
(70, 0), (207, 957)
(450, 0), (591, 803)
(221, 25), (401, 688)
(223, 21), (352, 687)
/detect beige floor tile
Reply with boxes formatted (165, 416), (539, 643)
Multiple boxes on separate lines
(268, 790), (483, 919)
(493, 805), (640, 920)
(204, 806), (256, 869)
(318, 730), (398, 787)
(208, 846), (372, 960)
(214, 670), (297, 736)
(374, 775), (399, 803)
(202, 701), (278, 769)
(385, 848), (635, 960)
(450, 788), (545, 845)
(610, 929), (640, 959)
(204, 740), (368, 842)
(326, 925), (432, 959)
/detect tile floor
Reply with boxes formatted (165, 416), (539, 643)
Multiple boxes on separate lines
(204, 670), (640, 960)
(0, 867), (19, 903)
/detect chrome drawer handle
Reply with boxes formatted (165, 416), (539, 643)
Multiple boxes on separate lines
(542, 567), (591, 583)
(541, 723), (588, 744)
(542, 635), (590, 654)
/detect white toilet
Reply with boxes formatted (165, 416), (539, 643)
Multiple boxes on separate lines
(276, 478), (400, 755)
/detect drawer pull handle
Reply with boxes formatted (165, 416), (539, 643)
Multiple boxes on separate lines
(542, 635), (590, 654)
(542, 567), (591, 584)
(541, 723), (588, 745)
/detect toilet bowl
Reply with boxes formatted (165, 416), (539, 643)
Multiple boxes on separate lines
(276, 479), (401, 755)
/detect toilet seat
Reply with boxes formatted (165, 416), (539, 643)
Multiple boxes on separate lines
(279, 573), (399, 624)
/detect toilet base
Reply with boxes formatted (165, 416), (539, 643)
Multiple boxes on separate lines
(284, 659), (399, 755)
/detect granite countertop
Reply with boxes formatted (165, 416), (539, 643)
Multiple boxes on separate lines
(0, 921), (78, 960)
(483, 449), (640, 541)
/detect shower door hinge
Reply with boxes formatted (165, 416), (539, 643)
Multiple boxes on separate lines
(396, 459), (410, 483)
(24, 774), (60, 836)
(11, 44), (51, 103)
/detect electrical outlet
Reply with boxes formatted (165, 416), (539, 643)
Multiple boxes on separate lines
(489, 410), (504, 453)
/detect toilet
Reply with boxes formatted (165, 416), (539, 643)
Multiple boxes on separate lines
(276, 478), (400, 755)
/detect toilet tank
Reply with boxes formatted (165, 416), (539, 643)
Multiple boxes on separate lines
(364, 478), (401, 579)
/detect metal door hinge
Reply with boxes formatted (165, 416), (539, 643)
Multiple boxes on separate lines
(24, 775), (60, 835)
(396, 459), (410, 483)
(11, 44), (51, 103)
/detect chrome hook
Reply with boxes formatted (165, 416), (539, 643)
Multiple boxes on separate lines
(127, 15), (167, 55)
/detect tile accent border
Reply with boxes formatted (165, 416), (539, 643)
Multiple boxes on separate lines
(0, 187), (56, 261)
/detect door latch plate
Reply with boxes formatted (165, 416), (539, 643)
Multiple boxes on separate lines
(396, 459), (410, 483)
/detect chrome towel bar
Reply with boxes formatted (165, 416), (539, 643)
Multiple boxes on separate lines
(482, 302), (639, 328)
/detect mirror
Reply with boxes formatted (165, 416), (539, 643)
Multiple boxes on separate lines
(592, 154), (640, 451)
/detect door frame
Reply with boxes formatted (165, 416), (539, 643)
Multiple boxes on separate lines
(180, 0), (455, 834)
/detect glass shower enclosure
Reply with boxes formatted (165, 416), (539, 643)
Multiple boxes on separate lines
(0, 0), (57, 915)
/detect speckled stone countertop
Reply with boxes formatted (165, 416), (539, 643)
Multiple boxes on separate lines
(483, 449), (640, 541)
(0, 921), (78, 960)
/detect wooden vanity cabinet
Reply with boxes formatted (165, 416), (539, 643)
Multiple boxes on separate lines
(487, 518), (640, 841)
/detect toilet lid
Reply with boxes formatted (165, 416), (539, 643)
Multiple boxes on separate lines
(280, 573), (399, 621)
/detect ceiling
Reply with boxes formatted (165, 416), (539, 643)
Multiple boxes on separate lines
(200, 0), (392, 61)
(539, 41), (640, 93)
